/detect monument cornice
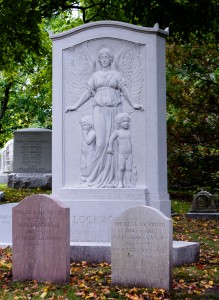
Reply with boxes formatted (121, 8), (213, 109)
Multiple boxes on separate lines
(49, 21), (169, 41)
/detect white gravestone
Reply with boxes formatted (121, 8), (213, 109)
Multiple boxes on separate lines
(50, 21), (170, 257)
(0, 203), (17, 246)
(0, 139), (14, 173)
(111, 206), (172, 290)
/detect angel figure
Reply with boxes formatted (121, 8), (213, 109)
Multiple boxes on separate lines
(66, 46), (143, 187)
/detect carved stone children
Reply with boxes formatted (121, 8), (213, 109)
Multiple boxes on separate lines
(79, 115), (96, 183)
(108, 113), (133, 188)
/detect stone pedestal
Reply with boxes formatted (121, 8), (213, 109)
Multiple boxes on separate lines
(8, 173), (52, 189)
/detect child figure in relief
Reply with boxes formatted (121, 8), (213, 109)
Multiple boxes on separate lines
(80, 115), (96, 182)
(107, 113), (133, 188)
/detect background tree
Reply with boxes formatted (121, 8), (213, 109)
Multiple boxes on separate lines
(0, 0), (218, 191)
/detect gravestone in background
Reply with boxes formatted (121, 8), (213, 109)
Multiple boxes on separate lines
(0, 203), (17, 246)
(12, 194), (70, 283)
(111, 206), (172, 290)
(8, 128), (52, 189)
(187, 191), (219, 220)
(0, 139), (14, 184)
(50, 21), (171, 260)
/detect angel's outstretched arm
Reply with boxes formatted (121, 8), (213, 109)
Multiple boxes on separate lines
(66, 90), (93, 112)
(121, 85), (144, 111)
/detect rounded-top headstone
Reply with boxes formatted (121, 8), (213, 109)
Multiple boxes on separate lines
(12, 194), (70, 283)
(111, 205), (172, 290)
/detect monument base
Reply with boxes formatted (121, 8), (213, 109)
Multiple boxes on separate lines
(70, 241), (199, 266)
(0, 241), (199, 267)
(53, 188), (149, 243)
(8, 173), (52, 189)
(186, 212), (219, 220)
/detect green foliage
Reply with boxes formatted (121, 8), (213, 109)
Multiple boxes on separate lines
(80, 0), (219, 43)
(0, 23), (52, 146)
(0, 184), (51, 203)
(167, 42), (219, 189)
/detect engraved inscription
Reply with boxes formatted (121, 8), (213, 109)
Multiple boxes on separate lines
(112, 221), (168, 257)
(73, 215), (113, 224)
(13, 132), (51, 173)
(14, 209), (63, 247)
(0, 214), (11, 225)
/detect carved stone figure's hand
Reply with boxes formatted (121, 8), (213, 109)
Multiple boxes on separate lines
(107, 148), (114, 155)
(65, 105), (78, 113)
(133, 103), (144, 111)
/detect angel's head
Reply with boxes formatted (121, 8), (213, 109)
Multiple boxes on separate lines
(98, 48), (114, 67)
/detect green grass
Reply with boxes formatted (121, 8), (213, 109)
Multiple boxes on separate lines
(0, 184), (51, 204)
(171, 200), (191, 214)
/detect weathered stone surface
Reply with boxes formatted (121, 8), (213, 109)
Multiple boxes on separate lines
(0, 139), (14, 173)
(111, 205), (172, 290)
(0, 203), (17, 245)
(173, 241), (200, 266)
(189, 191), (216, 213)
(12, 194), (70, 283)
(8, 173), (52, 189)
(13, 128), (52, 174)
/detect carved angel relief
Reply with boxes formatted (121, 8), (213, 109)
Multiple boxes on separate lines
(65, 42), (143, 188)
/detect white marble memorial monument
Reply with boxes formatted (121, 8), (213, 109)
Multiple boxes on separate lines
(50, 21), (171, 258)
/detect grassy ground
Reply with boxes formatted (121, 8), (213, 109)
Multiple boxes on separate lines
(0, 185), (219, 299)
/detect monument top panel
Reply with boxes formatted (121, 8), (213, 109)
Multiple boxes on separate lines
(14, 128), (51, 133)
(50, 21), (169, 41)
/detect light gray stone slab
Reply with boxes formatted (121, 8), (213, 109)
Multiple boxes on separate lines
(0, 203), (17, 244)
(69, 241), (199, 267)
(13, 128), (52, 173)
(8, 173), (52, 189)
(173, 241), (200, 266)
(111, 205), (172, 290)
(12, 194), (70, 283)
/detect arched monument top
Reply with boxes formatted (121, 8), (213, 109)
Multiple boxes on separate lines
(49, 21), (169, 41)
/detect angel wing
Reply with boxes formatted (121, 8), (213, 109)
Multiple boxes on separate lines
(66, 42), (96, 104)
(115, 46), (143, 104)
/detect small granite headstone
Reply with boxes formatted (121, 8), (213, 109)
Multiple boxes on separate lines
(111, 205), (172, 290)
(8, 128), (52, 189)
(187, 191), (219, 219)
(189, 191), (216, 213)
(12, 194), (70, 283)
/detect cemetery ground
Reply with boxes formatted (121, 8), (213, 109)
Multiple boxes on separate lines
(0, 185), (219, 299)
